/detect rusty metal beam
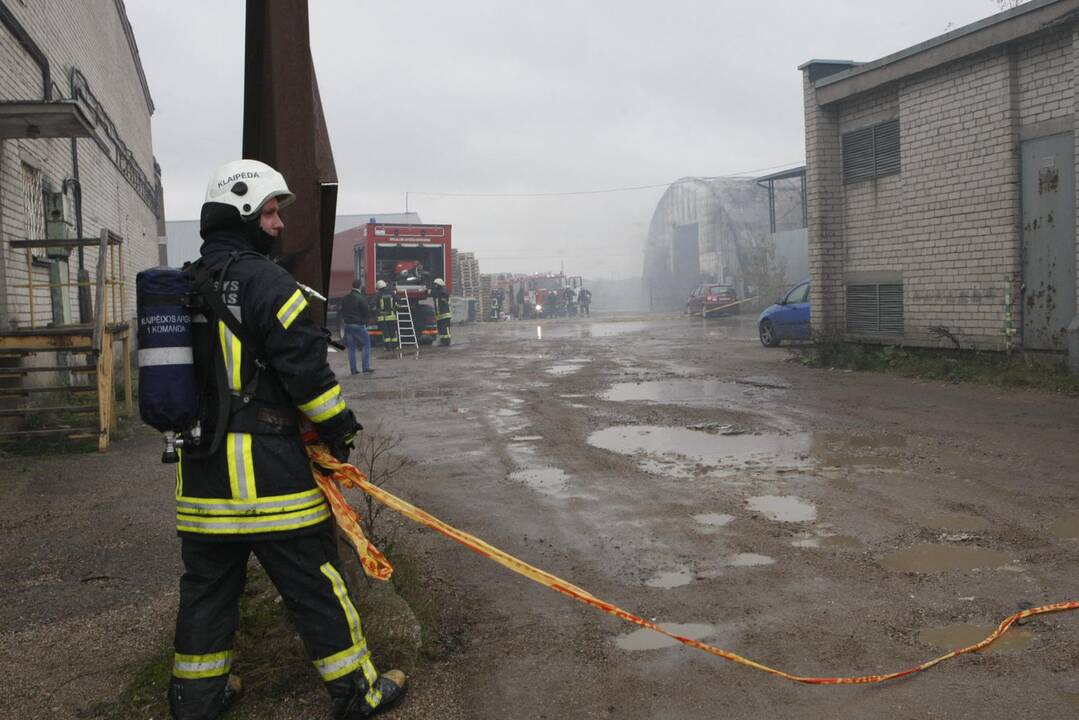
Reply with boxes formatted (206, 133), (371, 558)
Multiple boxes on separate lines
(243, 0), (338, 323)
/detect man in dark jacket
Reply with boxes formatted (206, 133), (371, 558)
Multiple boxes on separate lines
(340, 280), (373, 374)
(170, 159), (405, 720)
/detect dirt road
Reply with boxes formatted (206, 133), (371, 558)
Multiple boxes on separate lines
(364, 313), (1079, 719)
(3, 312), (1079, 719)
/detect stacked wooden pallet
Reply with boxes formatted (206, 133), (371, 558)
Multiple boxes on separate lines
(457, 252), (481, 299)
(478, 274), (493, 321)
(450, 249), (462, 294)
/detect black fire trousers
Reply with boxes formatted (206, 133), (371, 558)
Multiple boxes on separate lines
(169, 522), (384, 720)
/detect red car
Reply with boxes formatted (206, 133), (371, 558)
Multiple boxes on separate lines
(686, 283), (739, 317)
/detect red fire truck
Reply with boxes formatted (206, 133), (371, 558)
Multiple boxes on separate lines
(524, 272), (581, 318)
(328, 223), (452, 345)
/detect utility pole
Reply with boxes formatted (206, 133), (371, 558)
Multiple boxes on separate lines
(243, 0), (338, 323)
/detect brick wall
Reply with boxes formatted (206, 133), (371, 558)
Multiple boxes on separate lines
(804, 24), (1073, 350)
(0, 0), (158, 330)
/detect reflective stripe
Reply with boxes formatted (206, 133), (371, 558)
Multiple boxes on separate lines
(226, 433), (256, 500)
(276, 289), (308, 329)
(173, 650), (232, 680)
(218, 320), (242, 391)
(177, 504), (331, 534)
(435, 313), (451, 320)
(312, 641), (370, 682)
(321, 563), (363, 644)
(316, 563), (381, 695)
(298, 385), (347, 423)
(177, 487), (325, 516)
(176, 448), (183, 498)
(138, 346), (193, 367)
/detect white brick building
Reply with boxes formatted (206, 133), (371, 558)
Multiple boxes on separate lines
(0, 0), (161, 330)
(802, 0), (1079, 354)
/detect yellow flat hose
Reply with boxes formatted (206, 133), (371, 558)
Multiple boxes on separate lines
(307, 443), (1079, 685)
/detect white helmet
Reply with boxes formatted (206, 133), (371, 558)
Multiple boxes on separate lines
(203, 159), (295, 220)
(433, 278), (445, 287)
(376, 280), (388, 290)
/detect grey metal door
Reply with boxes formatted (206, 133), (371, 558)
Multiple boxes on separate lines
(671, 223), (700, 300)
(1021, 133), (1076, 350)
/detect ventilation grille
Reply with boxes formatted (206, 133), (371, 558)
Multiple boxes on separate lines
(846, 283), (904, 335)
(842, 119), (900, 183)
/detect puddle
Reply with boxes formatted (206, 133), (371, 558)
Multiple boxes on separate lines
(508, 467), (572, 497)
(615, 622), (716, 651)
(693, 513), (734, 527)
(602, 379), (781, 407)
(495, 408), (520, 417)
(1049, 511), (1079, 539)
(925, 513), (990, 532)
(729, 553), (775, 567)
(880, 544), (1012, 572)
(746, 495), (817, 523)
(645, 569), (694, 588)
(587, 426), (810, 475)
(546, 364), (586, 376)
(569, 403), (589, 409)
(734, 376), (791, 390)
(511, 435), (544, 442)
(918, 624), (1034, 654)
(793, 535), (863, 550)
(363, 388), (454, 400)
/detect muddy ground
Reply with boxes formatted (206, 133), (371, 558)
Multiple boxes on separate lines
(3, 312), (1079, 719)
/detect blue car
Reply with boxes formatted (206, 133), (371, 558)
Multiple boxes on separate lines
(758, 280), (810, 347)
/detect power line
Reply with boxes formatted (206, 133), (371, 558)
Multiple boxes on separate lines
(405, 161), (802, 199)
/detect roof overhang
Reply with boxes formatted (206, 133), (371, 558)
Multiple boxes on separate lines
(811, 0), (1079, 106)
(0, 101), (94, 139)
(754, 165), (806, 185)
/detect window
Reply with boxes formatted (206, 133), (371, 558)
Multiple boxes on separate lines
(846, 283), (904, 335)
(785, 283), (809, 305)
(842, 119), (900, 183)
(21, 163), (46, 257)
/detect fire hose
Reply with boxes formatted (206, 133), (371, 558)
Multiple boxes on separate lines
(307, 443), (1079, 685)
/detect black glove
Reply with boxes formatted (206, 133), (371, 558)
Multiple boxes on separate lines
(328, 423), (360, 464)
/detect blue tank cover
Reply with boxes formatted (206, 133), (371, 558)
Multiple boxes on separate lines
(136, 267), (198, 433)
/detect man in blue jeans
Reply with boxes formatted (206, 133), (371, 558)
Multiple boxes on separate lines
(340, 280), (373, 375)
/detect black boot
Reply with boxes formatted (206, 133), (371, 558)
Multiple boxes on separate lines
(334, 670), (407, 719)
(170, 674), (243, 720)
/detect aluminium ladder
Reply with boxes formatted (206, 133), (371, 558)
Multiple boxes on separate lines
(395, 293), (419, 359)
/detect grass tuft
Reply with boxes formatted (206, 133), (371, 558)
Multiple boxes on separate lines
(797, 335), (1079, 395)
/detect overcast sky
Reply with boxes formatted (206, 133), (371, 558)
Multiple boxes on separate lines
(127, 0), (1005, 278)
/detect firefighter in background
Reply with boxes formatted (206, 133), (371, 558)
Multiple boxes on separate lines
(432, 277), (452, 346)
(171, 160), (405, 719)
(375, 280), (398, 352)
(579, 286), (592, 316)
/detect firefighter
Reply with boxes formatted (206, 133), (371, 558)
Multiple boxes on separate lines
(431, 277), (451, 346)
(171, 159), (406, 720)
(375, 280), (398, 352)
